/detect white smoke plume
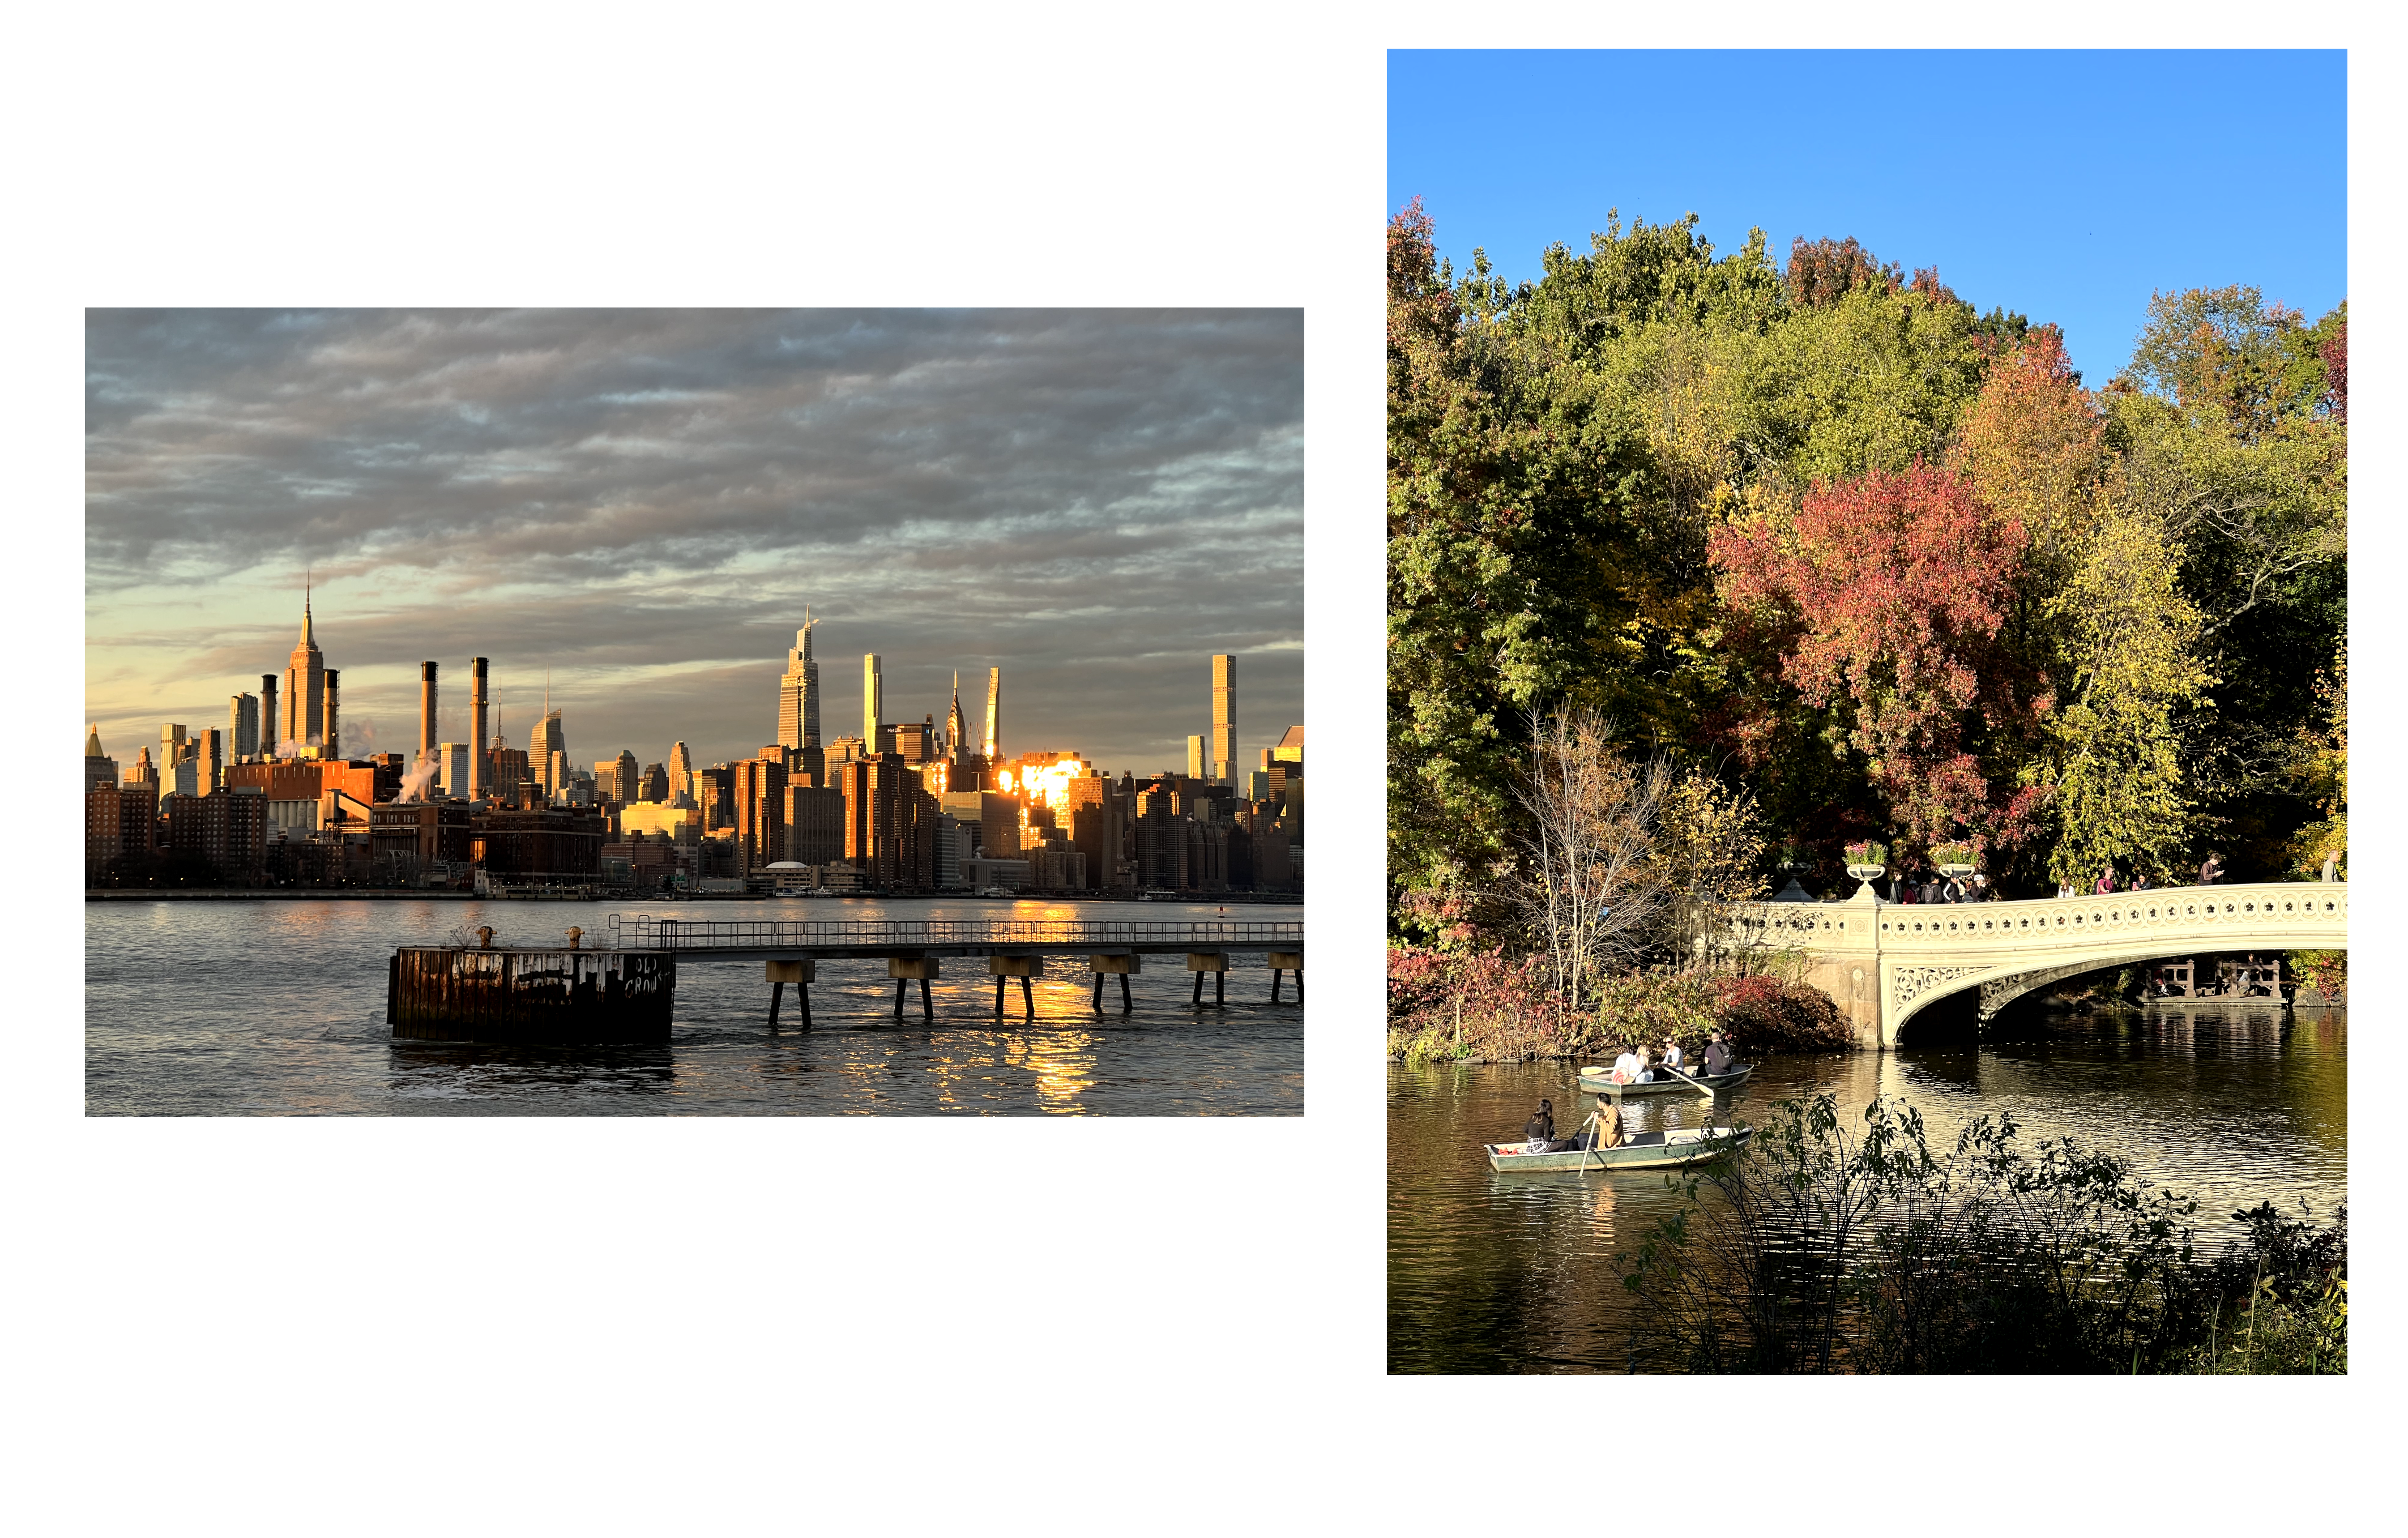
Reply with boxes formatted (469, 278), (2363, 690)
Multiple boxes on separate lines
(272, 734), (319, 758)
(393, 750), (442, 804)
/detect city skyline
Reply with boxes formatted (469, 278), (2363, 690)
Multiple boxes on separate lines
(85, 309), (1303, 777)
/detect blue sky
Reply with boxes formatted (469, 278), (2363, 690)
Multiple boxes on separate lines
(1389, 50), (2347, 382)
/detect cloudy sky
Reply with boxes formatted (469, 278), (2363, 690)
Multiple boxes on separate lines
(84, 309), (1303, 780)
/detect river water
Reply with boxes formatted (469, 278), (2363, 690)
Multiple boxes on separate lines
(86, 896), (1303, 1116)
(1388, 1005), (2347, 1373)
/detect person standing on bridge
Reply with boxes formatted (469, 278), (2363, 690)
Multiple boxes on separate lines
(2200, 852), (2226, 886)
(2095, 865), (2118, 895)
(2131, 870), (2154, 891)
(2322, 851), (2340, 882)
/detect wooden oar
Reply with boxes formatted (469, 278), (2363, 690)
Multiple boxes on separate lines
(1573, 1110), (1599, 1176)
(1659, 1062), (1718, 1100)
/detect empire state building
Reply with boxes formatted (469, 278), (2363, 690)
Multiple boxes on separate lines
(283, 588), (328, 754)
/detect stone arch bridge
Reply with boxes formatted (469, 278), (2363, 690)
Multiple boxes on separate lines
(1731, 882), (2347, 1050)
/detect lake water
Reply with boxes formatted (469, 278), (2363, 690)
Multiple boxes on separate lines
(87, 896), (1303, 1116)
(1388, 1005), (2347, 1373)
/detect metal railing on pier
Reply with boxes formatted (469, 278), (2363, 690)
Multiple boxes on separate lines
(604, 915), (1303, 952)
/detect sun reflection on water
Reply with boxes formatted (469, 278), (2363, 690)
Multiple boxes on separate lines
(1005, 1031), (1099, 1113)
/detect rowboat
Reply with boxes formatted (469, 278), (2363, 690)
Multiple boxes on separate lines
(1576, 1063), (1752, 1098)
(1485, 1123), (1754, 1173)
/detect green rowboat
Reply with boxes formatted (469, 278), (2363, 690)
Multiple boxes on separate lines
(1576, 1063), (1752, 1099)
(1485, 1123), (1753, 1173)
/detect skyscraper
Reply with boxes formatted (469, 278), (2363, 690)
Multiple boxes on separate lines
(530, 674), (563, 798)
(983, 667), (1002, 761)
(1210, 652), (1237, 783)
(778, 612), (822, 751)
(282, 584), (326, 752)
(863, 653), (883, 751)
(946, 671), (965, 758)
(1188, 734), (1206, 780)
(259, 674), (279, 758)
(667, 740), (695, 805)
(228, 692), (259, 762)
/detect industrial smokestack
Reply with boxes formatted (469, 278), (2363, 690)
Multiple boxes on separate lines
(323, 669), (340, 759)
(469, 657), (489, 802)
(420, 661), (439, 762)
(261, 674), (279, 761)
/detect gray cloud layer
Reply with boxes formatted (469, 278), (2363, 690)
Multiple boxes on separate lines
(85, 309), (1303, 775)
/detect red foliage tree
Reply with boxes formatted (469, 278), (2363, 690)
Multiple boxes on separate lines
(1710, 463), (2050, 852)
(2321, 318), (2346, 424)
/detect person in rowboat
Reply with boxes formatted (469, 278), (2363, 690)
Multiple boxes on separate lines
(1609, 1044), (1643, 1084)
(1661, 1036), (1685, 1074)
(1523, 1099), (1557, 1152)
(1702, 1032), (1734, 1077)
(1594, 1099), (1625, 1149)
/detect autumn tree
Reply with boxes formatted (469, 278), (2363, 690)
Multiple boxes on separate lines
(2042, 499), (2216, 883)
(1710, 462), (2050, 854)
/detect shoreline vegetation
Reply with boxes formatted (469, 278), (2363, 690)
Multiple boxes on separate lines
(1616, 1093), (2345, 1374)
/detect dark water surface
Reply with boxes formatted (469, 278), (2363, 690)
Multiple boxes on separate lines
(87, 896), (1303, 1116)
(1389, 1006), (2347, 1372)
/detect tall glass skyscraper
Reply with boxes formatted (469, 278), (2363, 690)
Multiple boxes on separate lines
(778, 613), (821, 750)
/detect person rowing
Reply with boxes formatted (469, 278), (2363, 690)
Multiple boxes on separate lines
(1661, 1036), (1685, 1074)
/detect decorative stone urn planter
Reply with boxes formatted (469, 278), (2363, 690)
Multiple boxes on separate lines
(1843, 841), (1888, 895)
(1931, 841), (1976, 879)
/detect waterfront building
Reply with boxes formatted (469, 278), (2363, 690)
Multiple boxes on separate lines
(778, 614), (822, 751)
(370, 801), (472, 878)
(228, 692), (259, 762)
(939, 789), (1021, 864)
(164, 785), (267, 882)
(610, 750), (640, 805)
(733, 755), (787, 875)
(469, 808), (603, 880)
(259, 674), (279, 757)
(86, 724), (118, 792)
(639, 762), (668, 802)
(1187, 734), (1206, 781)
(620, 801), (701, 844)
(161, 723), (189, 776)
(85, 782), (158, 878)
(933, 813), (968, 888)
(1064, 774), (1126, 894)
(963, 855), (1032, 892)
(839, 753), (936, 889)
(697, 763), (736, 830)
(281, 587), (328, 753)
(196, 727), (223, 793)
(893, 719), (933, 764)
(784, 783), (846, 865)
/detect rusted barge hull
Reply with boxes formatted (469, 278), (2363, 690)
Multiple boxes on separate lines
(387, 947), (677, 1044)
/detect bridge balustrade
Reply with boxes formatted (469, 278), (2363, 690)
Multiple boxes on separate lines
(604, 913), (1303, 951)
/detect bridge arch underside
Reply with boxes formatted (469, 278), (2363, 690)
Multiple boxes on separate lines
(1888, 933), (2347, 1044)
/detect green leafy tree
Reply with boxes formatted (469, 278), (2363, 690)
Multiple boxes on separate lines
(2042, 499), (2216, 883)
